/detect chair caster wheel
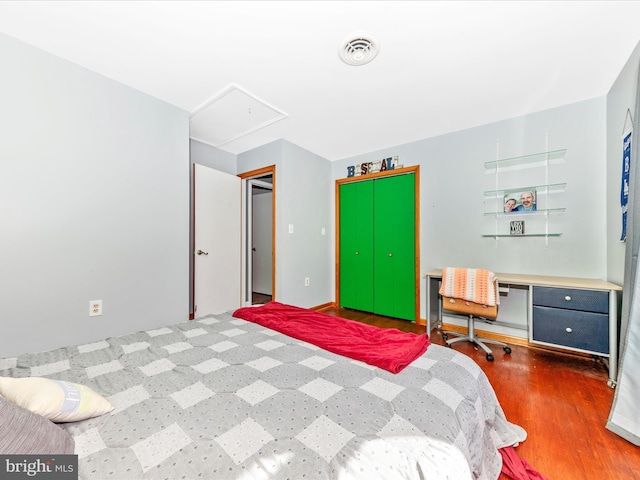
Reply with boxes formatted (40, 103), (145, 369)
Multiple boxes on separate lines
(486, 353), (494, 361)
(445, 343), (452, 348)
(442, 333), (448, 341)
(504, 346), (512, 354)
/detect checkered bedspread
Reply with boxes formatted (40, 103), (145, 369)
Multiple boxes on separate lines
(1, 311), (525, 479)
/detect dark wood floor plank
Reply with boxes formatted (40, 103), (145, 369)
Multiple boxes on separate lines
(319, 306), (640, 480)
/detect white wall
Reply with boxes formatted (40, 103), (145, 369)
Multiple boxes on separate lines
(190, 139), (237, 175)
(237, 140), (333, 308)
(237, 139), (283, 175)
(0, 34), (190, 357)
(279, 141), (333, 307)
(332, 98), (609, 321)
(606, 42), (640, 286)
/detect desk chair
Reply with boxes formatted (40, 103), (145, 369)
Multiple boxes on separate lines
(441, 289), (512, 361)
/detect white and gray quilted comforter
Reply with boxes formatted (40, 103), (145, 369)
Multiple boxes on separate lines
(2, 311), (526, 480)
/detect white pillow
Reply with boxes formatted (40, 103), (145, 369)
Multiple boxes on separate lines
(0, 376), (113, 423)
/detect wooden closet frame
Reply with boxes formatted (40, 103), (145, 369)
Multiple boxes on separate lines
(334, 165), (420, 323)
(238, 165), (277, 304)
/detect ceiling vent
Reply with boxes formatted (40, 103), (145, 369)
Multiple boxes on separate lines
(339, 32), (380, 66)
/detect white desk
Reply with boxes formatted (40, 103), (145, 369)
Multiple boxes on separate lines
(425, 269), (622, 387)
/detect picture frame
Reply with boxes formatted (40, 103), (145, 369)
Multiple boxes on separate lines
(510, 220), (525, 235)
(503, 188), (537, 213)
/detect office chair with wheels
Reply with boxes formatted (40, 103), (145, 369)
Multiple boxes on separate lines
(440, 294), (511, 361)
(438, 268), (511, 361)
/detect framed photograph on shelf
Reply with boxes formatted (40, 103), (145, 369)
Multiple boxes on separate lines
(510, 220), (525, 235)
(503, 189), (537, 213)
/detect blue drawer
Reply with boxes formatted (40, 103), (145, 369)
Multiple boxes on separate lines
(533, 286), (609, 314)
(532, 306), (609, 354)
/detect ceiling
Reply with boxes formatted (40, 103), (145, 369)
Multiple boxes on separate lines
(1, 1), (640, 161)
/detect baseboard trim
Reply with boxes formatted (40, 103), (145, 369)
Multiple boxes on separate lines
(312, 302), (336, 311)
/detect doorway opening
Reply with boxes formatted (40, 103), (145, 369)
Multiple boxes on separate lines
(239, 166), (276, 306)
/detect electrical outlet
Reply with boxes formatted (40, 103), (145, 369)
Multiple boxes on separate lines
(89, 300), (102, 317)
(321, 227), (326, 236)
(304, 277), (310, 287)
(289, 224), (294, 234)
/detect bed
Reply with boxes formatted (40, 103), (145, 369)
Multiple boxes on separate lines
(0, 304), (527, 480)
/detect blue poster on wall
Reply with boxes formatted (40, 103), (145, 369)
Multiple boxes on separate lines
(621, 131), (631, 241)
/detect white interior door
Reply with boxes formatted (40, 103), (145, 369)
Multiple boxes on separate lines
(194, 164), (241, 316)
(252, 189), (272, 295)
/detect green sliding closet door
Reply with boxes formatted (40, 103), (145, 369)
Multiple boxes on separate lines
(373, 174), (415, 320)
(339, 180), (374, 312)
(339, 173), (416, 321)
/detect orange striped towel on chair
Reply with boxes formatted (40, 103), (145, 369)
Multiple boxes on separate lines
(438, 267), (500, 306)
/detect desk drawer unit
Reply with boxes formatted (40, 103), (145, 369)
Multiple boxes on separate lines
(532, 286), (609, 354)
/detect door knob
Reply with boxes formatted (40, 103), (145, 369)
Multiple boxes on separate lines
(388, 253), (393, 257)
(355, 251), (359, 255)
(252, 247), (256, 251)
(196, 250), (208, 255)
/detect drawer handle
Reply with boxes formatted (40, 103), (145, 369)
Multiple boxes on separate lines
(564, 296), (572, 301)
(566, 327), (573, 333)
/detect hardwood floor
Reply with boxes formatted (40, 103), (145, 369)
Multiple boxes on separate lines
(319, 306), (640, 480)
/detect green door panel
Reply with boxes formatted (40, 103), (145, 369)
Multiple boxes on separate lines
(373, 174), (415, 320)
(339, 173), (416, 321)
(339, 180), (374, 311)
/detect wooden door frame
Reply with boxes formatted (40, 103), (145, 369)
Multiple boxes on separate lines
(335, 165), (420, 322)
(238, 165), (276, 304)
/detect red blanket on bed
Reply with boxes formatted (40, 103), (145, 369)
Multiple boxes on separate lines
(232, 302), (430, 373)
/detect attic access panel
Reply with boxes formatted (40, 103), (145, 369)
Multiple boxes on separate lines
(189, 84), (288, 147)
